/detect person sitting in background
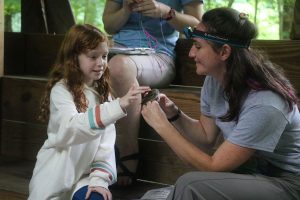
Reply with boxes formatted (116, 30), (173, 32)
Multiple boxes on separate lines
(102, 0), (203, 187)
(141, 7), (300, 200)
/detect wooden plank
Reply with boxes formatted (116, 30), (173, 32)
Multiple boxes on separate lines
(252, 40), (300, 94)
(2, 76), (47, 123)
(138, 139), (192, 184)
(0, 189), (27, 200)
(138, 139), (214, 184)
(173, 39), (205, 86)
(1, 120), (47, 160)
(0, 0), (3, 76)
(0, 156), (163, 199)
(4, 32), (26, 75)
(4, 33), (64, 76)
(25, 34), (64, 76)
(1, 76), (47, 160)
(0, 157), (34, 197)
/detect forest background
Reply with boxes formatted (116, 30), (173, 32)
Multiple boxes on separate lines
(4, 0), (296, 39)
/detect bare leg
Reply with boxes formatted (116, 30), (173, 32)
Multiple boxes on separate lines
(109, 55), (141, 186)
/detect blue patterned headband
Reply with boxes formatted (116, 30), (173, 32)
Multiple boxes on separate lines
(183, 26), (251, 49)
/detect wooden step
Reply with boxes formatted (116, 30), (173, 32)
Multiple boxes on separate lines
(0, 75), (204, 196)
(0, 190), (27, 200)
(0, 156), (167, 199)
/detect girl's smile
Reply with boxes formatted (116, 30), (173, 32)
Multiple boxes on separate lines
(78, 42), (109, 86)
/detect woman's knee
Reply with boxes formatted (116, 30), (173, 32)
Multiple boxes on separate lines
(108, 55), (136, 78)
(176, 171), (204, 185)
(169, 172), (219, 200)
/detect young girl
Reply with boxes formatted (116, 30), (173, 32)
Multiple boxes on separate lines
(28, 24), (150, 200)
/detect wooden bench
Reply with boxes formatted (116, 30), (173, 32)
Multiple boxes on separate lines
(0, 75), (202, 199)
(1, 32), (300, 199)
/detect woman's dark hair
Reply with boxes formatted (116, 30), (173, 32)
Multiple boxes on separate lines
(39, 24), (111, 122)
(202, 7), (298, 121)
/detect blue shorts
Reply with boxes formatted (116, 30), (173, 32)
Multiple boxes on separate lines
(72, 186), (104, 200)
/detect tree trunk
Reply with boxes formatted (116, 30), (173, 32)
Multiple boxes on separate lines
(282, 0), (294, 39)
(228, 0), (235, 8)
(277, 0), (283, 39)
(0, 0), (3, 76)
(4, 15), (12, 32)
(291, 0), (300, 39)
(254, 0), (258, 25)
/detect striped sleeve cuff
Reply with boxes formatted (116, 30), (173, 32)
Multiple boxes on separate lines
(90, 162), (117, 184)
(88, 105), (105, 129)
(88, 98), (126, 129)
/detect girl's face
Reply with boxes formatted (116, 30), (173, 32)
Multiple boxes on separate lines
(78, 41), (109, 86)
(188, 23), (227, 82)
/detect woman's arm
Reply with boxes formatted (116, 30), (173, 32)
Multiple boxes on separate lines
(141, 101), (255, 171)
(131, 0), (203, 32)
(171, 110), (219, 146)
(103, 0), (203, 35)
(102, 0), (132, 34)
(167, 1), (203, 33)
(157, 93), (219, 146)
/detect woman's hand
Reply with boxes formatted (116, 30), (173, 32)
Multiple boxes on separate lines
(141, 101), (168, 131)
(85, 186), (112, 200)
(119, 84), (150, 109)
(158, 93), (179, 119)
(131, 0), (171, 19)
(123, 0), (138, 14)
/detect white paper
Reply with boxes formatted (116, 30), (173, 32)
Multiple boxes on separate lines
(140, 186), (174, 200)
(109, 47), (156, 55)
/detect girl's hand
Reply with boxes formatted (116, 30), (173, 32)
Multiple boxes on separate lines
(131, 0), (170, 18)
(85, 186), (112, 200)
(119, 84), (150, 109)
(141, 101), (168, 130)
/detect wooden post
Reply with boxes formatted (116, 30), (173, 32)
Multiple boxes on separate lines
(0, 0), (4, 76)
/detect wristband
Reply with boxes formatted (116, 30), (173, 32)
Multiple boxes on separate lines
(168, 108), (181, 122)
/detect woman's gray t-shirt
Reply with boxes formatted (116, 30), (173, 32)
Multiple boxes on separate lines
(201, 75), (300, 175)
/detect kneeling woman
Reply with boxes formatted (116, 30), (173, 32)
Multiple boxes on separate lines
(141, 7), (300, 200)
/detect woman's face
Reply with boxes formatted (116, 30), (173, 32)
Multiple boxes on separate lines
(78, 41), (109, 86)
(188, 23), (227, 81)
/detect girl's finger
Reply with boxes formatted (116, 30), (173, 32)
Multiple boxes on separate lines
(85, 188), (92, 199)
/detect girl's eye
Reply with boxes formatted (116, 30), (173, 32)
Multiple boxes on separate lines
(102, 54), (108, 59)
(87, 55), (97, 59)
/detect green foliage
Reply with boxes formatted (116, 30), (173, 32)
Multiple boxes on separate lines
(3, 0), (296, 39)
(70, 0), (106, 32)
(4, 0), (20, 15)
(204, 0), (295, 39)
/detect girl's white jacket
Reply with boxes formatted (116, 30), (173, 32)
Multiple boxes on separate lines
(28, 81), (126, 200)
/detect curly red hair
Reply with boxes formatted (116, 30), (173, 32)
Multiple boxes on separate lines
(39, 24), (111, 122)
